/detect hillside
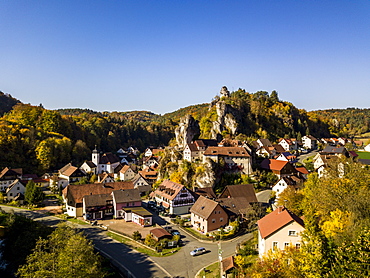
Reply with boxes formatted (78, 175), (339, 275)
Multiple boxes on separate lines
(0, 91), (21, 116)
(0, 87), (369, 174)
(308, 108), (370, 137)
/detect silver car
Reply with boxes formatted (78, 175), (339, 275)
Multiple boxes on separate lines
(190, 247), (206, 256)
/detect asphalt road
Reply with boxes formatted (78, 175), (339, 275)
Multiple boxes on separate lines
(0, 205), (253, 278)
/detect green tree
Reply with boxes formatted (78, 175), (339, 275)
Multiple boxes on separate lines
(25, 180), (44, 206)
(132, 230), (142, 241)
(17, 223), (107, 278)
(329, 229), (370, 277)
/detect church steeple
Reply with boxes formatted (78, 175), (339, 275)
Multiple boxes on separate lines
(92, 146), (99, 166)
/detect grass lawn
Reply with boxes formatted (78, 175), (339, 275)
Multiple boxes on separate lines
(196, 261), (220, 278)
(183, 226), (211, 241)
(303, 154), (315, 164)
(356, 151), (370, 159)
(107, 231), (180, 257)
(54, 214), (89, 225)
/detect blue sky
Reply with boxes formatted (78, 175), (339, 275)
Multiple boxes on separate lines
(1, 1), (369, 115)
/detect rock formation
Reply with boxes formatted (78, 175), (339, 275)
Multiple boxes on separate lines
(210, 86), (240, 140)
(174, 114), (200, 150)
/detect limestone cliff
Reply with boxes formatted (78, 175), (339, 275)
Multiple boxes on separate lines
(174, 114), (200, 149)
(209, 86), (241, 140)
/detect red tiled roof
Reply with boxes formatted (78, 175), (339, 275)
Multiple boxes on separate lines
(153, 179), (186, 201)
(261, 159), (289, 171)
(296, 166), (309, 175)
(222, 256), (235, 272)
(257, 207), (304, 239)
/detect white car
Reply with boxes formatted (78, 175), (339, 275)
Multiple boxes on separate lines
(190, 247), (206, 256)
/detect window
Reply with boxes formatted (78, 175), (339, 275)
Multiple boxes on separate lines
(289, 230), (297, 236)
(212, 219), (216, 223)
(284, 242), (290, 249)
(220, 218), (223, 222)
(295, 243), (301, 249)
(272, 241), (278, 250)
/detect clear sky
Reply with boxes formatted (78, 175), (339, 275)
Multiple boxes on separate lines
(1, 1), (369, 115)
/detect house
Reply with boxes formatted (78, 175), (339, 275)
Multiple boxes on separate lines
(194, 187), (217, 199)
(338, 137), (348, 146)
(112, 189), (152, 226)
(150, 228), (172, 241)
(217, 184), (258, 221)
(272, 176), (304, 200)
(320, 146), (349, 157)
(127, 146), (140, 156)
(144, 147), (164, 157)
(257, 206), (304, 257)
(97, 172), (115, 183)
(83, 193), (113, 220)
(190, 196), (229, 233)
(80, 161), (97, 175)
(0, 167), (22, 192)
(275, 152), (297, 163)
(221, 256), (236, 278)
(255, 146), (276, 158)
(301, 135), (318, 150)
(272, 144), (286, 154)
(296, 166), (309, 179)
(142, 156), (160, 168)
(256, 139), (273, 148)
(260, 159), (297, 178)
(151, 179), (196, 215)
(183, 139), (218, 162)
(115, 165), (136, 181)
(58, 163), (86, 184)
(364, 144), (370, 152)
(313, 154), (342, 178)
(6, 179), (26, 201)
(49, 175), (69, 191)
(92, 148), (120, 174)
(203, 146), (252, 175)
(62, 181), (134, 218)
(139, 167), (158, 185)
(218, 184), (258, 203)
(278, 138), (298, 152)
(132, 173), (151, 196)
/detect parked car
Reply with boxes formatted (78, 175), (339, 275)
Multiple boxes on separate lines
(147, 201), (156, 208)
(172, 230), (180, 236)
(190, 247), (206, 256)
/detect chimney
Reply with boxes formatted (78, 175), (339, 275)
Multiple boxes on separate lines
(277, 206), (284, 214)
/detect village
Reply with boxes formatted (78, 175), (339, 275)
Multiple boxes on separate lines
(1, 132), (368, 277)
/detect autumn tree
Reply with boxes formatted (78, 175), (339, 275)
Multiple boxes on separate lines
(25, 180), (44, 206)
(17, 223), (107, 278)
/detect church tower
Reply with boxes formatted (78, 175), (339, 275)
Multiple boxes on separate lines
(92, 146), (99, 166)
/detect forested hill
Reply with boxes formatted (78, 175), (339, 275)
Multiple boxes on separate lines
(0, 88), (369, 174)
(309, 108), (370, 137)
(0, 91), (20, 116)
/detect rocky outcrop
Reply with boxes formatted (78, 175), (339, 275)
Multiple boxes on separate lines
(174, 115), (200, 150)
(194, 159), (216, 188)
(220, 86), (230, 98)
(210, 86), (240, 139)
